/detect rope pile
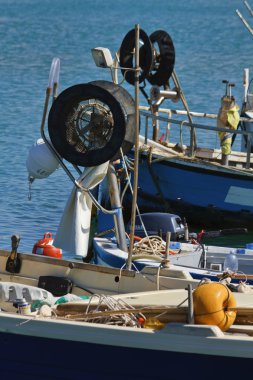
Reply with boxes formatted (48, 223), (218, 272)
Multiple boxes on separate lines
(132, 236), (166, 257)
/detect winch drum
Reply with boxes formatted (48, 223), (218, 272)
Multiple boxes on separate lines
(147, 30), (176, 86)
(119, 28), (153, 85)
(48, 83), (128, 167)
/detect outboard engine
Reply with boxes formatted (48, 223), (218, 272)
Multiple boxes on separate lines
(126, 212), (186, 241)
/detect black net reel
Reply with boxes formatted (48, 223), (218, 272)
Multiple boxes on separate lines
(147, 30), (175, 87)
(119, 28), (153, 85)
(119, 28), (175, 87)
(48, 82), (128, 167)
(48, 81), (134, 167)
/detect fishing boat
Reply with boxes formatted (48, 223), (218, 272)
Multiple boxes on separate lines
(1, 280), (253, 379)
(94, 198), (253, 280)
(23, 41), (209, 281)
(0, 233), (204, 295)
(87, 23), (253, 229)
(22, 27), (253, 293)
(116, 28), (253, 229)
(2, 25), (253, 378)
(93, 232), (253, 285)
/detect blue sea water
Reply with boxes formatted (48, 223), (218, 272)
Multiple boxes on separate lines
(0, 0), (253, 253)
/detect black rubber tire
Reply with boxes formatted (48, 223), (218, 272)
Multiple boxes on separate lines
(147, 30), (175, 86)
(48, 83), (126, 167)
(119, 28), (153, 85)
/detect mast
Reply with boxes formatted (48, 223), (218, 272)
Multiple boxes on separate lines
(126, 24), (140, 270)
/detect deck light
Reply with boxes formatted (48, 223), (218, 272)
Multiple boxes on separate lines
(91, 47), (114, 68)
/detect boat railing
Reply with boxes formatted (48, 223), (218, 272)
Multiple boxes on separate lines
(139, 107), (253, 169)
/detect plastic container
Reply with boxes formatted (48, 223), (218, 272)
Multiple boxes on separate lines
(54, 294), (90, 305)
(236, 248), (246, 254)
(143, 317), (166, 330)
(17, 299), (31, 315)
(246, 243), (253, 250)
(32, 232), (62, 258)
(223, 250), (238, 272)
(169, 242), (181, 250)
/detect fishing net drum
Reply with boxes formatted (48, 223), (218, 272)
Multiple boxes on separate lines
(48, 82), (133, 167)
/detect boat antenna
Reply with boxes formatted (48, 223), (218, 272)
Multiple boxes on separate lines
(244, 0), (253, 17)
(236, 9), (253, 36)
(229, 83), (235, 99)
(222, 80), (229, 96)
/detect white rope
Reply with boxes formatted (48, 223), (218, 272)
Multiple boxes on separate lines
(120, 149), (156, 254)
(132, 236), (166, 256)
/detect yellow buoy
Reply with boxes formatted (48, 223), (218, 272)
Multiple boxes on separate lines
(193, 282), (237, 331)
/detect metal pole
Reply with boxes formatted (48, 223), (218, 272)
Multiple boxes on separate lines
(172, 70), (197, 155)
(187, 284), (194, 324)
(127, 24), (140, 270)
(246, 133), (252, 169)
(244, 68), (249, 104)
(165, 111), (172, 143)
(107, 163), (128, 252)
(145, 115), (149, 144)
(244, 0), (253, 17)
(152, 104), (159, 142)
(203, 244), (207, 269)
(162, 232), (171, 268)
(236, 9), (253, 36)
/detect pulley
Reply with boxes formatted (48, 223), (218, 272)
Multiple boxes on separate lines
(147, 30), (175, 86)
(119, 28), (153, 85)
(150, 85), (180, 103)
(48, 82), (128, 167)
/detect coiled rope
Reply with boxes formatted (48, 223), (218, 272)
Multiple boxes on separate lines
(132, 236), (166, 258)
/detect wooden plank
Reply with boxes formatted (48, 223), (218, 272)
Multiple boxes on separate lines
(56, 304), (188, 317)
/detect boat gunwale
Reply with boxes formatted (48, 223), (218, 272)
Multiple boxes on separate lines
(0, 249), (136, 277)
(137, 149), (253, 180)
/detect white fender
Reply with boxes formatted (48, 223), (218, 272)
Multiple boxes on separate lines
(26, 138), (59, 179)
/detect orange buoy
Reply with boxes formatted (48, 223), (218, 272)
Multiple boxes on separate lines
(32, 232), (62, 259)
(193, 282), (237, 331)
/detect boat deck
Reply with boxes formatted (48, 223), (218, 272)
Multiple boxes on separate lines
(139, 135), (253, 172)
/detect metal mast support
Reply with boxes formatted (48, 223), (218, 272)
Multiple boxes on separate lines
(127, 24), (140, 270)
(172, 70), (197, 155)
(107, 163), (128, 253)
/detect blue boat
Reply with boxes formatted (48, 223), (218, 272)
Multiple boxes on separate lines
(116, 26), (253, 229)
(130, 133), (253, 229)
(93, 235), (253, 286)
(122, 61), (253, 229)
